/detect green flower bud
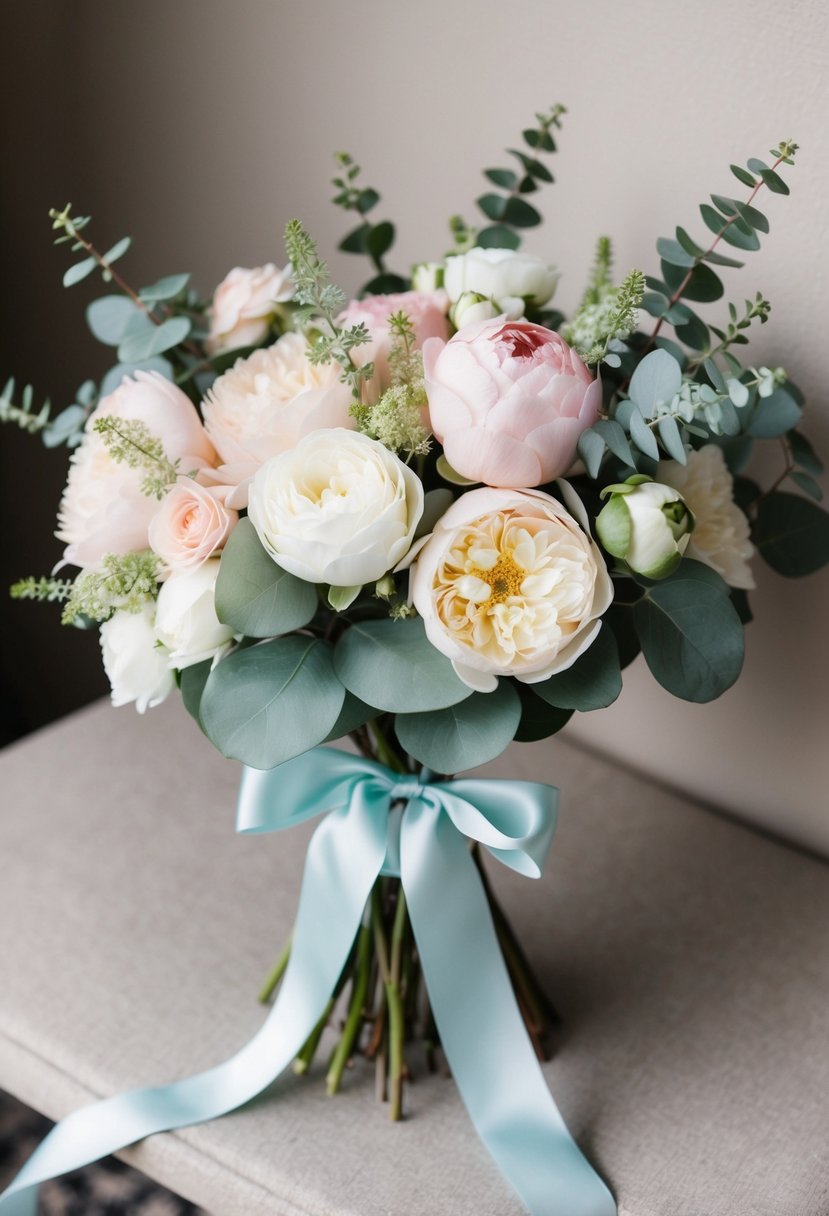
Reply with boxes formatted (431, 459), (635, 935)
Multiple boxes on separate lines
(596, 475), (694, 579)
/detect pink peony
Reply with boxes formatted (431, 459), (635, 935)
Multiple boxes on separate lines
(338, 290), (450, 402)
(206, 264), (293, 356)
(56, 372), (216, 568)
(423, 317), (602, 489)
(148, 480), (238, 574)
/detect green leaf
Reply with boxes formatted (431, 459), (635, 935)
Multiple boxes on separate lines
(334, 617), (473, 713)
(592, 419), (634, 467)
(656, 237), (696, 268)
(139, 273), (190, 302)
(675, 227), (705, 257)
(532, 625), (622, 711)
(395, 680), (521, 772)
(476, 225), (521, 250)
(102, 236), (132, 264)
(702, 249), (745, 269)
(356, 188), (380, 214)
(704, 358), (727, 393)
(362, 272), (409, 294)
(633, 562), (744, 701)
(502, 196), (542, 227)
(753, 492), (829, 576)
(746, 387), (802, 438)
(86, 296), (145, 346)
(672, 309), (709, 351)
(366, 222), (395, 261)
(99, 356), (173, 396)
(661, 258), (724, 302)
(710, 195), (769, 234)
(789, 430), (824, 477)
(117, 315), (192, 362)
(477, 193), (509, 222)
(339, 223), (371, 254)
(577, 428), (606, 479)
(180, 659), (212, 732)
(201, 637), (345, 769)
(328, 584), (362, 611)
(628, 349), (683, 418)
(322, 692), (374, 743)
(790, 471), (823, 502)
(699, 204), (760, 251)
(523, 128), (555, 152)
(657, 414), (687, 463)
(513, 685), (573, 743)
(507, 150), (553, 182)
(484, 168), (518, 189)
(214, 518), (318, 637)
(63, 257), (97, 287)
(754, 167), (789, 195)
(730, 164), (758, 188)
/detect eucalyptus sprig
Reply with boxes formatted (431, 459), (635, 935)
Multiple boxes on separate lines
(0, 378), (51, 435)
(331, 154), (406, 295)
(284, 219), (375, 401)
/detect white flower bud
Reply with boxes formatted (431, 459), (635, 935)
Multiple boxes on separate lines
(450, 292), (499, 329)
(411, 261), (445, 292)
(597, 476), (693, 579)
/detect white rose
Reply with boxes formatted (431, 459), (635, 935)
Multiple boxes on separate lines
(155, 559), (234, 669)
(659, 445), (756, 589)
(410, 486), (613, 692)
(411, 261), (445, 292)
(444, 248), (559, 316)
(100, 604), (174, 713)
(248, 429), (424, 587)
(596, 477), (693, 579)
(206, 264), (293, 356)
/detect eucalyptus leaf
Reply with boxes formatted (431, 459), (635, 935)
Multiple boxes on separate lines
(366, 222), (395, 261)
(99, 356), (173, 396)
(502, 196), (542, 227)
(102, 236), (132, 264)
(628, 350), (683, 418)
(531, 625), (622, 711)
(592, 419), (634, 467)
(214, 517), (318, 637)
(746, 387), (802, 437)
(484, 168), (518, 190)
(657, 414), (687, 463)
(63, 257), (97, 287)
(322, 692), (375, 742)
(656, 237), (696, 268)
(180, 659), (212, 732)
(789, 430), (824, 477)
(395, 680), (521, 772)
(661, 258), (724, 302)
(753, 492), (829, 576)
(477, 193), (509, 222)
(790, 471), (823, 502)
(334, 617), (473, 713)
(139, 273), (191, 302)
(578, 428), (606, 479)
(87, 296), (145, 345)
(118, 315), (192, 362)
(201, 637), (345, 769)
(476, 225), (521, 250)
(513, 685), (573, 743)
(629, 409), (660, 461)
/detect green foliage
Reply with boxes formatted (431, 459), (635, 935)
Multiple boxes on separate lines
(179, 659), (212, 733)
(50, 204), (132, 288)
(334, 617), (473, 713)
(0, 377), (52, 435)
(752, 492), (829, 576)
(60, 551), (160, 625)
(331, 153), (407, 294)
(214, 518), (318, 637)
(513, 685), (573, 743)
(200, 636), (345, 769)
(395, 680), (521, 772)
(350, 309), (431, 458)
(632, 561), (744, 701)
(10, 575), (74, 604)
(563, 237), (645, 367)
(92, 415), (180, 498)
(530, 626), (622, 711)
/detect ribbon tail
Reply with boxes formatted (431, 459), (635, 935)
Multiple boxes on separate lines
(0, 801), (388, 1215)
(401, 800), (616, 1216)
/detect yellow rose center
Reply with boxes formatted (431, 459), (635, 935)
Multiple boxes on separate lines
(470, 554), (525, 607)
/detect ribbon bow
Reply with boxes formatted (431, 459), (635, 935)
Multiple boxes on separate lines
(0, 748), (615, 1216)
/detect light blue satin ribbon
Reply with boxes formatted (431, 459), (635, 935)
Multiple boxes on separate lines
(0, 748), (615, 1216)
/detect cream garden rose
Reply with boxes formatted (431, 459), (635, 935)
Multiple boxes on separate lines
(100, 604), (174, 713)
(148, 480), (237, 573)
(248, 428), (424, 587)
(154, 559), (234, 669)
(206, 263), (293, 355)
(444, 247), (559, 323)
(411, 486), (613, 692)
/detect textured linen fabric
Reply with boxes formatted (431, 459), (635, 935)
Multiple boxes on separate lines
(0, 698), (827, 1216)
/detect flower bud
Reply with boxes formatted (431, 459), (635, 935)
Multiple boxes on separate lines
(450, 291), (499, 329)
(411, 261), (444, 292)
(596, 475), (694, 578)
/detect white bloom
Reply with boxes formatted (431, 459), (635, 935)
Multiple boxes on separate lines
(100, 604), (174, 713)
(410, 486), (613, 692)
(450, 292), (501, 329)
(660, 445), (755, 589)
(248, 429), (424, 587)
(154, 559), (234, 669)
(596, 478), (693, 579)
(444, 248), (559, 318)
(201, 333), (354, 495)
(411, 261), (445, 292)
(206, 263), (293, 355)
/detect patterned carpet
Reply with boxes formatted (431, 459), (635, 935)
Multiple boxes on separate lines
(0, 1090), (207, 1215)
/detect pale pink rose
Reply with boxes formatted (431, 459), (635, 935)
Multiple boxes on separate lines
(206, 264), (293, 356)
(56, 372), (216, 569)
(148, 480), (238, 573)
(201, 333), (354, 505)
(411, 485), (613, 692)
(339, 290), (450, 402)
(423, 317), (602, 489)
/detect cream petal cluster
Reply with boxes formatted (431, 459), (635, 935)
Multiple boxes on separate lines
(56, 372), (216, 569)
(248, 429), (424, 587)
(659, 445), (756, 589)
(149, 480), (237, 573)
(201, 332), (354, 493)
(338, 290), (450, 402)
(206, 263), (293, 355)
(155, 559), (235, 669)
(596, 477), (693, 579)
(423, 318), (602, 489)
(100, 604), (175, 713)
(411, 486), (613, 692)
(444, 247), (559, 325)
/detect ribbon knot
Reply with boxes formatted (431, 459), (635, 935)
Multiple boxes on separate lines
(0, 746), (615, 1216)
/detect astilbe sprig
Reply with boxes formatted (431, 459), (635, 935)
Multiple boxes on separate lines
(563, 239), (645, 367)
(92, 416), (180, 499)
(60, 551), (160, 626)
(350, 311), (431, 460)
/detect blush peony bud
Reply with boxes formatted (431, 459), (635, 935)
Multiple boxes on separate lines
(596, 475), (693, 579)
(423, 318), (602, 489)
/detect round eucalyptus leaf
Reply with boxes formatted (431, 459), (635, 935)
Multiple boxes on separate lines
(179, 659), (212, 732)
(214, 518), (318, 637)
(334, 617), (473, 713)
(531, 625), (622, 711)
(395, 680), (521, 773)
(753, 492), (829, 577)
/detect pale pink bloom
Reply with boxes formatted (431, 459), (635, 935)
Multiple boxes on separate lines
(206, 263), (293, 355)
(149, 480), (238, 574)
(339, 290), (450, 402)
(423, 317), (601, 489)
(411, 485), (612, 692)
(56, 372), (216, 569)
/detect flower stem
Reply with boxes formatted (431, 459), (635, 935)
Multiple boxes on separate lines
(387, 888), (408, 1120)
(293, 997), (335, 1074)
(326, 922), (372, 1095)
(258, 933), (292, 1004)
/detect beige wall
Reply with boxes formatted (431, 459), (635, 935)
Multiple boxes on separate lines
(6, 0), (828, 847)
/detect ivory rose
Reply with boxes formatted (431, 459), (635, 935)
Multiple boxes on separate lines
(149, 480), (237, 573)
(444, 247), (559, 324)
(100, 603), (174, 713)
(206, 263), (293, 355)
(410, 486), (613, 692)
(423, 318), (602, 489)
(338, 290), (450, 401)
(201, 333), (354, 494)
(56, 372), (216, 569)
(154, 559), (234, 669)
(248, 429), (424, 587)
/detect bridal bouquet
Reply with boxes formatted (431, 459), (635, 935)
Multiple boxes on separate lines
(4, 108), (828, 1215)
